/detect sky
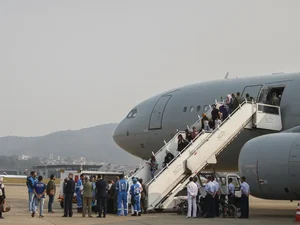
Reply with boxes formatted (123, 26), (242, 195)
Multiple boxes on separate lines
(1, 0), (300, 137)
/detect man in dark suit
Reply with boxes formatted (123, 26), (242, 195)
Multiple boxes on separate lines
(96, 175), (108, 218)
(62, 173), (75, 217)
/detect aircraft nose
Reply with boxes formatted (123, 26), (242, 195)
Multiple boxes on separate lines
(113, 123), (126, 149)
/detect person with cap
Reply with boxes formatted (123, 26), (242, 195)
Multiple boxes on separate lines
(116, 174), (129, 216)
(75, 174), (84, 213)
(130, 178), (141, 216)
(46, 174), (56, 213)
(0, 177), (6, 219)
(62, 173), (75, 217)
(130, 177), (142, 215)
(82, 176), (93, 218)
(163, 150), (174, 167)
(32, 176), (46, 218)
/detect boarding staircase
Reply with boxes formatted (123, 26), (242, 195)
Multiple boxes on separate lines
(127, 100), (282, 210)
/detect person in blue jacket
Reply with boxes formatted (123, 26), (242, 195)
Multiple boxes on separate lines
(32, 176), (46, 218)
(116, 174), (128, 216)
(27, 171), (37, 213)
(130, 178), (141, 217)
(75, 174), (84, 213)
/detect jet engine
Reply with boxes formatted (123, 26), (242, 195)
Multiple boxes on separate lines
(238, 133), (300, 200)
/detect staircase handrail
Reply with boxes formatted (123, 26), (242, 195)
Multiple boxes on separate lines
(147, 100), (251, 185)
(188, 100), (251, 156)
(129, 102), (217, 179)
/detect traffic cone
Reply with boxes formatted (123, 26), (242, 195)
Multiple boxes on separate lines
(295, 203), (300, 222)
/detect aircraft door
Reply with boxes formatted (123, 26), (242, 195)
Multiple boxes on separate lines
(241, 85), (263, 101)
(149, 95), (171, 130)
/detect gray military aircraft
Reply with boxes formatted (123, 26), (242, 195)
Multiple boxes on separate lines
(113, 72), (300, 200)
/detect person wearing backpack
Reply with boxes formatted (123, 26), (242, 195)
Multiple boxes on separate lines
(46, 174), (56, 213)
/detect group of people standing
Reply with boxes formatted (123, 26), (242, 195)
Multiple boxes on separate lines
(116, 175), (147, 216)
(61, 173), (147, 218)
(26, 171), (56, 218)
(62, 173), (111, 218)
(186, 175), (250, 219)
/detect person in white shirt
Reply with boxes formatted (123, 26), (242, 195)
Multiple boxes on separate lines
(193, 177), (200, 203)
(212, 176), (220, 217)
(240, 176), (250, 218)
(228, 178), (235, 204)
(186, 177), (198, 218)
(204, 176), (215, 218)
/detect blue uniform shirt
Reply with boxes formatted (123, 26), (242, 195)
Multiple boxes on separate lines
(92, 182), (96, 196)
(116, 179), (129, 193)
(76, 179), (83, 193)
(34, 182), (46, 198)
(27, 177), (37, 193)
(130, 183), (141, 196)
(204, 181), (215, 195)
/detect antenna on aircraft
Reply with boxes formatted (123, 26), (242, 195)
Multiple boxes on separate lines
(224, 72), (229, 79)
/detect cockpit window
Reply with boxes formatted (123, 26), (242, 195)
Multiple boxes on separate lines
(127, 108), (137, 118)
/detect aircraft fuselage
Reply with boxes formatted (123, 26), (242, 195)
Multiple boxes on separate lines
(113, 73), (300, 171)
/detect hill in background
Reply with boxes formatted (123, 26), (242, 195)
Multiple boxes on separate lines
(0, 123), (142, 166)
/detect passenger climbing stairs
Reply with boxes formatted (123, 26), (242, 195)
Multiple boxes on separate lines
(127, 100), (282, 210)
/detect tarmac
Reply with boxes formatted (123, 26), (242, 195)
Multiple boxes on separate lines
(1, 184), (298, 224)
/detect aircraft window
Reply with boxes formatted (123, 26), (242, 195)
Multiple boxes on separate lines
(190, 106), (194, 112)
(196, 105), (201, 112)
(203, 105), (209, 112)
(183, 107), (187, 112)
(126, 108), (137, 118)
